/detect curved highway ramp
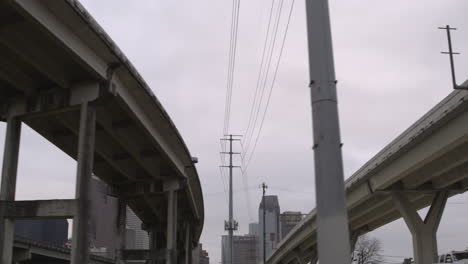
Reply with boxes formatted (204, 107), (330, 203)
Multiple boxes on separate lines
(0, 1), (204, 264)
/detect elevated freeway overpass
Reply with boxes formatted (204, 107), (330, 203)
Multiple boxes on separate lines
(267, 88), (468, 264)
(0, 1), (204, 263)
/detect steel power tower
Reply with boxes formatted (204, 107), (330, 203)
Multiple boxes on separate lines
(305, 0), (351, 263)
(221, 135), (241, 264)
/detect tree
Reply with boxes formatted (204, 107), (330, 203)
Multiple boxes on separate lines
(352, 235), (384, 264)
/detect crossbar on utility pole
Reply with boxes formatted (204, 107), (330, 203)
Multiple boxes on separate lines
(439, 25), (468, 90)
(305, 0), (351, 263)
(220, 135), (241, 264)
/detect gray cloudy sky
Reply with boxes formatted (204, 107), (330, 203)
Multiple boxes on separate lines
(2, 0), (468, 263)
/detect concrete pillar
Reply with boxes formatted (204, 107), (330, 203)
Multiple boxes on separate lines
(0, 116), (21, 264)
(392, 191), (448, 264)
(185, 224), (192, 264)
(115, 198), (127, 264)
(71, 102), (96, 264)
(166, 189), (178, 264)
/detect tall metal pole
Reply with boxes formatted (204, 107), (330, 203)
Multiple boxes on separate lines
(305, 0), (351, 263)
(439, 25), (464, 90)
(262, 182), (267, 264)
(228, 134), (234, 264)
(221, 135), (240, 264)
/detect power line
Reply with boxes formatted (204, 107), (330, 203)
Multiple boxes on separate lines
(243, 0), (285, 157)
(220, 0), (241, 209)
(244, 0), (295, 170)
(243, 0), (276, 142)
(223, 0), (241, 135)
(238, 141), (254, 221)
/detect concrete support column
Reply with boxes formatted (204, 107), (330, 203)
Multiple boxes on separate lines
(185, 224), (192, 264)
(392, 191), (448, 264)
(166, 189), (178, 264)
(116, 198), (127, 263)
(0, 116), (22, 264)
(71, 102), (96, 264)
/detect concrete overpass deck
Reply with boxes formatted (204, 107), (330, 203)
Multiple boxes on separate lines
(0, 0), (204, 263)
(13, 236), (114, 264)
(268, 89), (468, 264)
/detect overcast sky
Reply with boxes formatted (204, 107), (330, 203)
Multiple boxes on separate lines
(1, 1), (468, 263)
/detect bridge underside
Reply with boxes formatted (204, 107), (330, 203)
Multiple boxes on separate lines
(0, 1), (204, 264)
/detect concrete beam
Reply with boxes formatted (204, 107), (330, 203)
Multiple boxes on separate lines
(0, 199), (77, 219)
(11, 0), (108, 79)
(2, 82), (105, 120)
(71, 102), (96, 264)
(111, 182), (163, 199)
(57, 114), (142, 181)
(95, 106), (163, 180)
(122, 249), (167, 261)
(0, 46), (37, 94)
(164, 180), (185, 192)
(0, 25), (71, 89)
(13, 247), (31, 262)
(166, 189), (178, 264)
(0, 116), (21, 264)
(432, 162), (468, 189)
(113, 75), (200, 221)
(391, 191), (448, 264)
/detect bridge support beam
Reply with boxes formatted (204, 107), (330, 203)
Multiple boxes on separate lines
(115, 198), (127, 264)
(166, 187), (178, 264)
(0, 116), (21, 264)
(392, 191), (448, 264)
(185, 224), (192, 264)
(71, 102), (97, 264)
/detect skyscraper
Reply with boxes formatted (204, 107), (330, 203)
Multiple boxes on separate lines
(126, 207), (149, 249)
(280, 211), (303, 240)
(90, 177), (120, 258)
(258, 195), (281, 262)
(249, 222), (259, 235)
(90, 177), (149, 259)
(221, 235), (258, 264)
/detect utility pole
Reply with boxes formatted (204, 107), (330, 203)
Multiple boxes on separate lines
(305, 0), (351, 263)
(261, 182), (268, 264)
(221, 135), (241, 264)
(439, 25), (468, 90)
